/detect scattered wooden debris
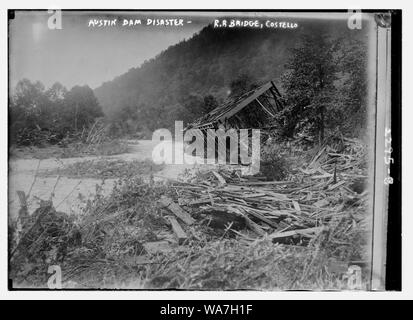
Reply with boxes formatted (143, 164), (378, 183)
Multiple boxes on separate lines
(314, 198), (330, 208)
(244, 216), (266, 236)
(10, 135), (369, 289)
(328, 180), (346, 191)
(143, 241), (173, 254)
(167, 137), (367, 243)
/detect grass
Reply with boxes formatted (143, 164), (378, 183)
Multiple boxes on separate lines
(259, 143), (290, 181)
(9, 139), (130, 160)
(60, 140), (130, 158)
(43, 158), (164, 179)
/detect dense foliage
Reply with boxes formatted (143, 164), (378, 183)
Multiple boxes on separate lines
(94, 24), (301, 135)
(94, 21), (368, 140)
(279, 28), (369, 141)
(10, 21), (369, 145)
(9, 80), (104, 145)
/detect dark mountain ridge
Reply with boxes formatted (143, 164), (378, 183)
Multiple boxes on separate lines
(94, 20), (362, 134)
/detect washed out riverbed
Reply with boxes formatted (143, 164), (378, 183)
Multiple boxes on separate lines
(8, 140), (210, 219)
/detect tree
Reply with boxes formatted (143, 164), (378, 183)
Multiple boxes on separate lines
(10, 80), (106, 145)
(11, 79), (48, 128)
(63, 85), (104, 131)
(281, 33), (339, 142)
(46, 82), (67, 103)
(13, 79), (46, 109)
(109, 104), (141, 136)
(337, 37), (368, 135)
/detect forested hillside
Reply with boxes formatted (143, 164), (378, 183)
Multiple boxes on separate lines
(9, 19), (368, 146)
(95, 20), (367, 137)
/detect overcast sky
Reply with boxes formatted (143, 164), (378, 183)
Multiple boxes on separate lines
(9, 11), (368, 91)
(9, 11), (209, 90)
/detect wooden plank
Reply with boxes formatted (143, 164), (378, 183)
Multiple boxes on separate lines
(245, 209), (278, 228)
(292, 201), (301, 212)
(328, 180), (346, 191)
(178, 197), (212, 206)
(270, 81), (283, 98)
(255, 98), (275, 117)
(212, 171), (226, 185)
(270, 94), (282, 108)
(244, 216), (266, 236)
(238, 180), (295, 186)
(266, 210), (295, 217)
(239, 193), (266, 198)
(143, 241), (172, 254)
(262, 95), (278, 115)
(308, 146), (326, 168)
(159, 196), (195, 225)
(314, 198), (330, 208)
(269, 226), (324, 240)
(190, 122), (215, 130)
(189, 198), (212, 205)
(16, 190), (27, 207)
(269, 88), (284, 111)
(167, 216), (188, 245)
(263, 191), (289, 201)
(311, 174), (333, 179)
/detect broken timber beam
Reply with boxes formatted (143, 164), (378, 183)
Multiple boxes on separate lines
(244, 209), (278, 228)
(269, 226), (324, 241)
(269, 87), (282, 110)
(270, 80), (282, 98)
(255, 98), (275, 117)
(238, 180), (295, 186)
(212, 171), (226, 185)
(159, 196), (195, 225)
(167, 216), (188, 244)
(244, 216), (266, 236)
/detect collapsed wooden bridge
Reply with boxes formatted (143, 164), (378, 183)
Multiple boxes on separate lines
(184, 81), (285, 161)
(186, 80), (284, 131)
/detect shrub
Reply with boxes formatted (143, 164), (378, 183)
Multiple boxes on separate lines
(259, 143), (290, 181)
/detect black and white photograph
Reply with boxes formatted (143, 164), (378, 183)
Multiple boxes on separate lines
(7, 9), (400, 291)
